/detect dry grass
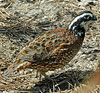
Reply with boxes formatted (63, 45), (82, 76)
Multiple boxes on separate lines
(0, 0), (100, 92)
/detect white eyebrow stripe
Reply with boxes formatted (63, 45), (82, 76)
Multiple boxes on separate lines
(68, 13), (93, 29)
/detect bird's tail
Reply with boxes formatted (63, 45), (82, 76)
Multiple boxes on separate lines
(2, 60), (20, 77)
(2, 59), (31, 77)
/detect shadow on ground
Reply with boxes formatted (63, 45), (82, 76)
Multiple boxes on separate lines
(20, 70), (92, 93)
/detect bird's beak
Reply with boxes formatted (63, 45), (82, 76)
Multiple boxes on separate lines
(92, 16), (97, 21)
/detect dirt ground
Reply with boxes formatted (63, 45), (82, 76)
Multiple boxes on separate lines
(0, 0), (100, 93)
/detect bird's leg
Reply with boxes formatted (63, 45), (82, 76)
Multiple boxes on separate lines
(36, 70), (48, 80)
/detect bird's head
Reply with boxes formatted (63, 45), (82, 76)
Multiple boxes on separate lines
(68, 11), (97, 31)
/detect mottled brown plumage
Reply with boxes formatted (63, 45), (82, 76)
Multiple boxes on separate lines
(3, 11), (97, 77)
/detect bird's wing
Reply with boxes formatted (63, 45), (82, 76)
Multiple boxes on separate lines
(19, 27), (77, 63)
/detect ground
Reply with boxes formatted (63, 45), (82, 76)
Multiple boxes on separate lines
(0, 0), (100, 93)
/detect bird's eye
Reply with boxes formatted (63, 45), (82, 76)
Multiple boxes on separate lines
(84, 16), (91, 20)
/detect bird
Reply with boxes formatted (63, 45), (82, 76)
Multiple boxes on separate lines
(2, 11), (97, 78)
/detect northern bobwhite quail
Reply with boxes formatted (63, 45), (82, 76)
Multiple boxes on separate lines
(2, 11), (97, 77)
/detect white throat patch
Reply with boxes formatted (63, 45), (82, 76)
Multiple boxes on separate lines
(81, 21), (93, 31)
